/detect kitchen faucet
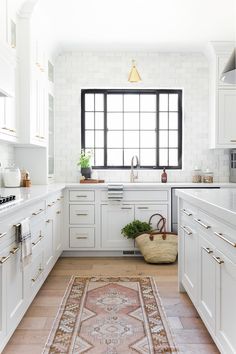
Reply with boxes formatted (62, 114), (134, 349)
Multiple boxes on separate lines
(130, 155), (139, 183)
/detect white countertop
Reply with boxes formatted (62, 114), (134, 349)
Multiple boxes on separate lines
(176, 188), (236, 226)
(0, 184), (65, 217)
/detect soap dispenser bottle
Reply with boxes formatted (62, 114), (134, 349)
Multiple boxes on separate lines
(161, 167), (167, 183)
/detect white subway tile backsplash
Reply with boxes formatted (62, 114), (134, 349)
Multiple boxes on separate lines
(54, 51), (229, 183)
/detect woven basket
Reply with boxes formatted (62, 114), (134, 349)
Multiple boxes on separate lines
(135, 213), (178, 264)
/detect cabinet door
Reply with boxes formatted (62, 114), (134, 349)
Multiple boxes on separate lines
(218, 89), (236, 146)
(215, 250), (236, 354)
(45, 218), (54, 271)
(6, 244), (24, 333)
(54, 202), (62, 255)
(0, 0), (7, 44)
(135, 204), (168, 228)
(101, 204), (134, 249)
(198, 234), (216, 331)
(180, 222), (198, 303)
(0, 249), (8, 347)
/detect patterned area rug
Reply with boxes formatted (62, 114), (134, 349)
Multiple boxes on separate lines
(43, 276), (177, 354)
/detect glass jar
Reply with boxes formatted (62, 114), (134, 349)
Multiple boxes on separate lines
(202, 170), (214, 183)
(192, 168), (202, 183)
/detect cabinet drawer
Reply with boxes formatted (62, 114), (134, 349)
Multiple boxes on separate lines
(69, 205), (95, 224)
(101, 189), (168, 202)
(69, 228), (95, 248)
(69, 190), (94, 202)
(30, 200), (45, 225)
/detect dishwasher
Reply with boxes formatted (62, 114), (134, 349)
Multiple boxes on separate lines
(171, 186), (220, 233)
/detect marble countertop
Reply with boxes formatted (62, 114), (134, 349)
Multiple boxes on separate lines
(176, 188), (236, 226)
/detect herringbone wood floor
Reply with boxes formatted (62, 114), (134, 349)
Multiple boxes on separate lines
(3, 257), (219, 354)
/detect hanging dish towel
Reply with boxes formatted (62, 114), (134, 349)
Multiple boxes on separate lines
(107, 184), (124, 202)
(19, 218), (32, 265)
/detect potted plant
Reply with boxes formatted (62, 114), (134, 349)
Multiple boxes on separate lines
(77, 150), (92, 179)
(121, 220), (152, 239)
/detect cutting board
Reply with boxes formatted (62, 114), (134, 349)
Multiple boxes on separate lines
(80, 179), (105, 184)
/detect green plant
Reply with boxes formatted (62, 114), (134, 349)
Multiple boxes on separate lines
(77, 150), (92, 168)
(121, 220), (152, 239)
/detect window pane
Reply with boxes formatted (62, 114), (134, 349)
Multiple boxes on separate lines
(169, 112), (178, 129)
(124, 131), (139, 148)
(85, 131), (94, 147)
(95, 112), (104, 129)
(94, 149), (104, 166)
(124, 113), (139, 130)
(85, 94), (94, 111)
(107, 131), (123, 148)
(107, 94), (122, 112)
(159, 112), (168, 130)
(85, 149), (94, 165)
(95, 94), (104, 111)
(124, 149), (139, 165)
(140, 131), (156, 148)
(159, 131), (168, 148)
(159, 149), (168, 166)
(107, 113), (123, 130)
(159, 94), (168, 111)
(169, 149), (178, 166)
(107, 149), (123, 166)
(169, 94), (178, 111)
(140, 113), (156, 130)
(124, 94), (139, 111)
(140, 149), (156, 166)
(95, 131), (104, 148)
(85, 112), (94, 129)
(140, 94), (156, 112)
(169, 131), (178, 148)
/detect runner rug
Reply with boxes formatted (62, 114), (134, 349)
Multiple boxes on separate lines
(43, 276), (177, 354)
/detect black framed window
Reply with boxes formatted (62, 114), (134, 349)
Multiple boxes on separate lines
(81, 89), (182, 169)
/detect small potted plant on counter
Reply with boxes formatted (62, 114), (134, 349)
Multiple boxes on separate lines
(77, 149), (92, 179)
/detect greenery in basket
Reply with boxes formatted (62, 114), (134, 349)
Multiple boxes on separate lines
(77, 149), (92, 168)
(121, 220), (152, 240)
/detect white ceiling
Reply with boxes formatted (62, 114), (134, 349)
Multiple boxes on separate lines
(23, 0), (236, 53)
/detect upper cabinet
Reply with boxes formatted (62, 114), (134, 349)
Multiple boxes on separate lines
(207, 42), (236, 149)
(0, 0), (17, 54)
(18, 17), (48, 146)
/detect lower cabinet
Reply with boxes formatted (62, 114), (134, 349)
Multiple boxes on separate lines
(101, 204), (134, 249)
(54, 202), (62, 255)
(135, 204), (168, 228)
(0, 248), (7, 345)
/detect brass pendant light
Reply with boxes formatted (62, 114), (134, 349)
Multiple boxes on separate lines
(128, 60), (141, 82)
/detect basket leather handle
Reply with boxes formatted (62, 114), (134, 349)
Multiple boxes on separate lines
(148, 213), (167, 241)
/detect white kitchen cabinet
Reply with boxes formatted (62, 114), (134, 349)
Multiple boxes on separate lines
(207, 42), (236, 148)
(218, 89), (236, 146)
(54, 202), (63, 256)
(0, 247), (8, 345)
(6, 243), (24, 334)
(180, 222), (198, 304)
(198, 234), (216, 331)
(101, 204), (135, 249)
(215, 249), (236, 354)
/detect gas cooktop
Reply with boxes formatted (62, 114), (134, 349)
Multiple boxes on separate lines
(0, 195), (23, 210)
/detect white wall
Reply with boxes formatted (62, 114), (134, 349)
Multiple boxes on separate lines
(0, 142), (15, 186)
(54, 51), (229, 183)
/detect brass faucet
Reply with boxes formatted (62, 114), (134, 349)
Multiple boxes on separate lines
(130, 155), (139, 183)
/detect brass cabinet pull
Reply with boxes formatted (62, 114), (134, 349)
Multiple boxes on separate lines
(214, 232), (236, 248)
(46, 219), (51, 223)
(137, 207), (149, 210)
(194, 218), (211, 229)
(180, 225), (192, 235)
(181, 208), (192, 216)
(56, 211), (61, 214)
(76, 213), (88, 216)
(121, 207), (132, 210)
(212, 255), (224, 265)
(76, 236), (88, 239)
(76, 195), (87, 198)
(0, 232), (7, 238)
(32, 208), (44, 216)
(10, 247), (20, 255)
(230, 140), (236, 142)
(57, 198), (61, 201)
(47, 202), (55, 207)
(0, 254), (11, 264)
(32, 235), (43, 247)
(203, 247), (213, 254)
(31, 267), (44, 282)
(2, 127), (16, 133)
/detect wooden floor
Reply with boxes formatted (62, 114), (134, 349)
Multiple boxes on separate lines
(3, 257), (219, 354)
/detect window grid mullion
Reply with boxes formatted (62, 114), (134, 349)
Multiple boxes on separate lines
(156, 92), (159, 167)
(104, 93), (107, 167)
